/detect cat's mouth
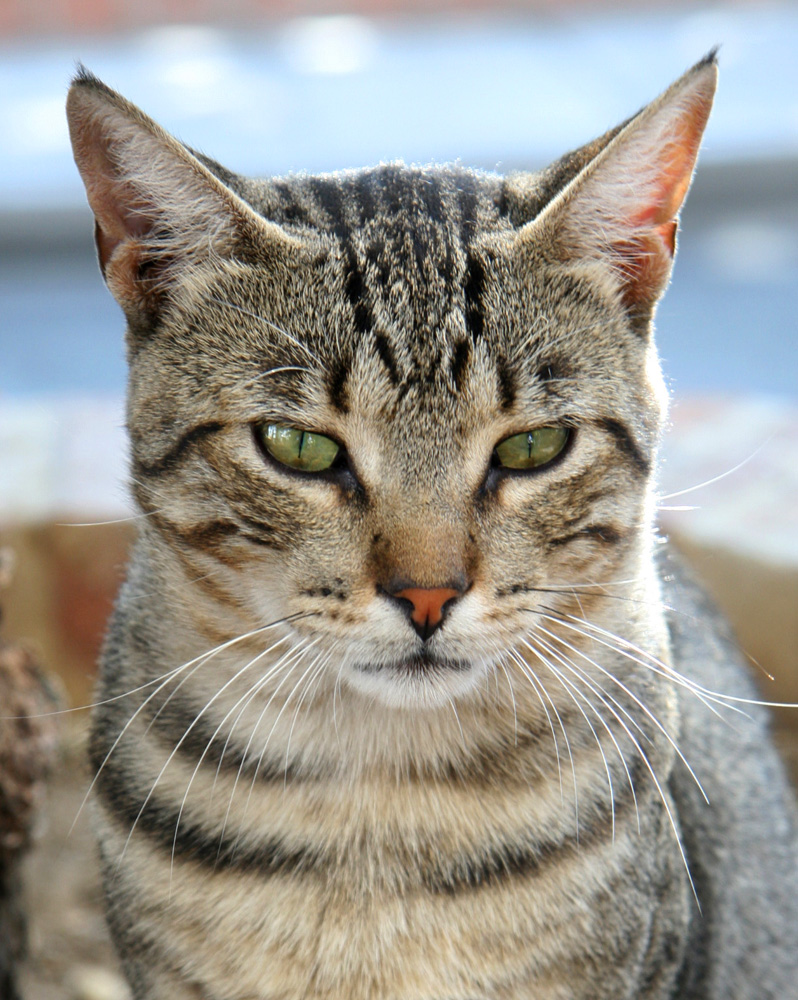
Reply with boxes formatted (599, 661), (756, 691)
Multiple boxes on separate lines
(354, 653), (473, 676)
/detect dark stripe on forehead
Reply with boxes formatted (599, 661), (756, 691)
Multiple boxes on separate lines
(464, 251), (485, 343)
(382, 163), (413, 217)
(353, 170), (377, 223)
(310, 178), (375, 337)
(327, 358), (350, 413)
(373, 331), (401, 386)
(343, 249), (373, 335)
(495, 180), (510, 218)
(310, 176), (350, 239)
(272, 180), (312, 226)
(494, 356), (517, 410)
(366, 237), (391, 288)
(418, 172), (446, 225)
(596, 417), (651, 476)
(450, 339), (471, 393)
(422, 175), (456, 285)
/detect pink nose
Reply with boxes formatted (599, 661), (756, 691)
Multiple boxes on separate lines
(392, 586), (461, 639)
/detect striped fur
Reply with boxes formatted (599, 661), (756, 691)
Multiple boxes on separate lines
(66, 54), (798, 999)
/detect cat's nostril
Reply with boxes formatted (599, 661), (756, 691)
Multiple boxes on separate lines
(383, 583), (465, 642)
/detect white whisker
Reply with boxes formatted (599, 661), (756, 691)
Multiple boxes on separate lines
(72, 616), (304, 836)
(534, 620), (709, 806)
(507, 650), (572, 817)
(658, 440), (771, 501)
(527, 635), (640, 837)
(118, 632), (310, 867)
(523, 634), (699, 906)
(521, 641), (617, 843)
(219, 639), (320, 854)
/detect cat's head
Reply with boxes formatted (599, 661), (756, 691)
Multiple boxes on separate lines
(67, 57), (716, 712)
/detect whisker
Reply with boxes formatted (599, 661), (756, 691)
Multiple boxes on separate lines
(496, 655), (519, 745)
(541, 610), (755, 718)
(210, 652), (305, 858)
(209, 657), (290, 805)
(13, 611), (313, 726)
(240, 365), (314, 389)
(520, 642), (617, 842)
(231, 646), (326, 854)
(71, 615), (308, 835)
(533, 619), (709, 805)
(507, 650), (572, 817)
(523, 634), (699, 906)
(56, 510), (162, 527)
(282, 651), (333, 785)
(219, 640), (320, 854)
(169, 638), (296, 879)
(117, 634), (311, 867)
(658, 440), (771, 501)
(448, 696), (468, 755)
(527, 635), (640, 836)
(332, 662), (345, 743)
(144, 630), (295, 736)
(208, 643), (308, 800)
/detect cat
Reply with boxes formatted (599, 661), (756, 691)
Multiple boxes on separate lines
(66, 53), (798, 999)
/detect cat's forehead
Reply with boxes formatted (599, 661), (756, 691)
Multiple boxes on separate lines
(253, 163), (511, 245)
(190, 162), (637, 434)
(234, 165), (564, 406)
(251, 164), (518, 349)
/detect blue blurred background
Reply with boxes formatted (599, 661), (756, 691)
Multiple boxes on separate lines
(0, 1), (796, 400)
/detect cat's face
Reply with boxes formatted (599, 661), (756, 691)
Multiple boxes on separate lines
(125, 169), (660, 710)
(67, 61), (715, 712)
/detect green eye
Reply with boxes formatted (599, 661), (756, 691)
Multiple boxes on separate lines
(495, 427), (570, 470)
(259, 424), (340, 473)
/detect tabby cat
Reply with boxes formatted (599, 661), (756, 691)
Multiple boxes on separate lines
(67, 54), (798, 999)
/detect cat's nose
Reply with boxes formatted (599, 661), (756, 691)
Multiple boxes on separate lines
(384, 583), (466, 642)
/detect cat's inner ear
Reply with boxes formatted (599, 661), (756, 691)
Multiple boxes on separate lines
(66, 69), (293, 318)
(519, 53), (717, 320)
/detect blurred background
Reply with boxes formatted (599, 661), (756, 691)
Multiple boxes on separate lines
(0, 2), (795, 997)
(2, 2), (797, 398)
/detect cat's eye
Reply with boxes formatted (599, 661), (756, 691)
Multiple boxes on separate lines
(494, 426), (570, 470)
(257, 423), (341, 473)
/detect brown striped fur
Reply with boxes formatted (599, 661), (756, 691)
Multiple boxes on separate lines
(67, 54), (798, 999)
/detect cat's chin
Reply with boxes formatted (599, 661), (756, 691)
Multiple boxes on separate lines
(345, 653), (485, 710)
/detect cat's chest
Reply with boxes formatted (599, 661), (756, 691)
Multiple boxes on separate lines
(101, 763), (687, 1000)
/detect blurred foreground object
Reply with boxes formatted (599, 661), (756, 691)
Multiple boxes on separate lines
(0, 547), (61, 1000)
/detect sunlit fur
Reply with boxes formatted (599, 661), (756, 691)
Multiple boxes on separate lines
(67, 53), (798, 1000)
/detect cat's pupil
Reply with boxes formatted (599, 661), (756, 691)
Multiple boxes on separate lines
(495, 426), (570, 471)
(259, 423), (341, 473)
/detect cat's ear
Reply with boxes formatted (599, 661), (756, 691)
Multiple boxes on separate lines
(66, 68), (294, 320)
(517, 53), (717, 322)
